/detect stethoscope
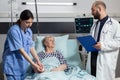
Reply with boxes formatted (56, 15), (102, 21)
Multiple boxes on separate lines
(92, 18), (113, 31)
(91, 18), (113, 39)
(105, 18), (112, 25)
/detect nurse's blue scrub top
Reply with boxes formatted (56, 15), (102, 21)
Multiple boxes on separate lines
(2, 24), (34, 75)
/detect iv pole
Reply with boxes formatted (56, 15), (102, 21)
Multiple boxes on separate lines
(10, 0), (13, 26)
(34, 0), (40, 35)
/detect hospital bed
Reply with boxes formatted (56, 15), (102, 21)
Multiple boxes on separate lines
(34, 35), (82, 68)
(23, 34), (120, 80)
(2, 34), (120, 80)
(24, 34), (93, 80)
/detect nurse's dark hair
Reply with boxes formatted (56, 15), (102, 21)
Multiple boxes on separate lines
(16, 9), (34, 24)
(93, 1), (106, 9)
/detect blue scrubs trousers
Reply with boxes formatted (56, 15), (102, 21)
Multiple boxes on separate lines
(6, 74), (25, 80)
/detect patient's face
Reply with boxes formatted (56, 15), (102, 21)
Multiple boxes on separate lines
(44, 37), (55, 48)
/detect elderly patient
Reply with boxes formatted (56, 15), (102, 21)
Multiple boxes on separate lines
(38, 36), (67, 72)
(28, 36), (96, 80)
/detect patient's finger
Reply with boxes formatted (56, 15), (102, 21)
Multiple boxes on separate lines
(37, 65), (44, 72)
(36, 62), (44, 70)
(32, 63), (43, 73)
(39, 64), (44, 71)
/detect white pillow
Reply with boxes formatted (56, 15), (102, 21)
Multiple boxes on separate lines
(35, 35), (69, 58)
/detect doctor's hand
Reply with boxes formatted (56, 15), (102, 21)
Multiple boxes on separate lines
(94, 42), (101, 50)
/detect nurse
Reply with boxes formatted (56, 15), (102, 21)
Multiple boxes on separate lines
(86, 1), (120, 80)
(2, 9), (43, 80)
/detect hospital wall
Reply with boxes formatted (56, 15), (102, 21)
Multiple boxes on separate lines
(0, 0), (120, 80)
(0, 0), (120, 22)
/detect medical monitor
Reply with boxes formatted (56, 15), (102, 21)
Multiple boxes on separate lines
(75, 17), (93, 33)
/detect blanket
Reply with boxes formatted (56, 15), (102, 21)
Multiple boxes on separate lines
(25, 57), (96, 80)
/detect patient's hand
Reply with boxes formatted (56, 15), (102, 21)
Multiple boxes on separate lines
(32, 63), (44, 73)
(50, 64), (67, 71)
(37, 62), (45, 72)
(50, 67), (59, 71)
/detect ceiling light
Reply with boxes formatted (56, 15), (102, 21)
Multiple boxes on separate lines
(22, 2), (77, 6)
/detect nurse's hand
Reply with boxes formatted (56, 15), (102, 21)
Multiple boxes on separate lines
(36, 61), (44, 72)
(32, 63), (44, 73)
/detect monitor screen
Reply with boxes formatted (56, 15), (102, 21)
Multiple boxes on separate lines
(75, 17), (93, 33)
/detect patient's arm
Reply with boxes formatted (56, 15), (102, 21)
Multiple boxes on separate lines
(50, 64), (67, 71)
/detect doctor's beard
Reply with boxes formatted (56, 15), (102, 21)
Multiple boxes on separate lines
(93, 11), (100, 20)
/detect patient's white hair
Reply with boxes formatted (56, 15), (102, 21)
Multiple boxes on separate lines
(42, 36), (54, 48)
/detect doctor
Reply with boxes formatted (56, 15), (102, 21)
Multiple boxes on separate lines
(86, 1), (120, 80)
(2, 10), (43, 80)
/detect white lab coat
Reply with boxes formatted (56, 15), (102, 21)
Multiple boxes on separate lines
(86, 18), (120, 80)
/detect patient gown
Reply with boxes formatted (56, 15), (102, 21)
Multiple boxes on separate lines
(25, 51), (96, 80)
